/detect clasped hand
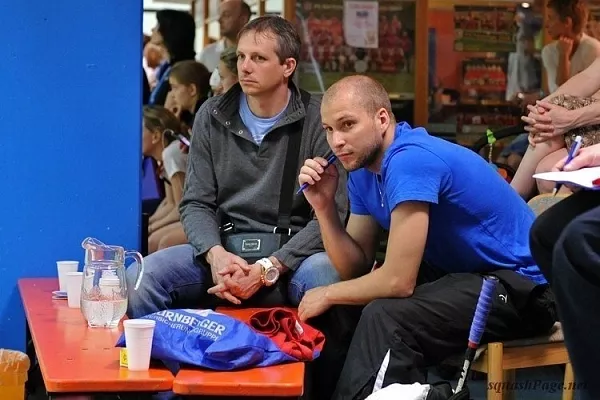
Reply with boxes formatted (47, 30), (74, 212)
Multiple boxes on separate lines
(521, 101), (575, 146)
(206, 251), (263, 304)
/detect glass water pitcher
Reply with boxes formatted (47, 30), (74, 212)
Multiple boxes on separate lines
(80, 237), (144, 328)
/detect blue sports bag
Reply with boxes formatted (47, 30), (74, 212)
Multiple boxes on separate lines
(115, 308), (296, 371)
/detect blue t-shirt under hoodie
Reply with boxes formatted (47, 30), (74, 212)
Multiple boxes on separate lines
(347, 122), (546, 285)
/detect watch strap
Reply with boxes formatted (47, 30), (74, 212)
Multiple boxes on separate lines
(257, 258), (274, 286)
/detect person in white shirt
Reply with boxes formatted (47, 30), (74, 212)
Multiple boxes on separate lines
(510, 0), (600, 199)
(541, 0), (600, 93)
(142, 105), (189, 253)
(198, 0), (250, 92)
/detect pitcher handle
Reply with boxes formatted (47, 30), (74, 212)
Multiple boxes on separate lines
(125, 251), (145, 290)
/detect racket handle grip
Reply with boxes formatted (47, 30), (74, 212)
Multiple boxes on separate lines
(468, 276), (498, 346)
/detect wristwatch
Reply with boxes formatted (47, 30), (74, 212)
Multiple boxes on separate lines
(257, 258), (279, 286)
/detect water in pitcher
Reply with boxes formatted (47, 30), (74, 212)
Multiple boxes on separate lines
(81, 265), (128, 328)
(81, 298), (128, 328)
(80, 237), (145, 328)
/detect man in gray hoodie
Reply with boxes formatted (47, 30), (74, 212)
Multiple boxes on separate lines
(126, 16), (348, 317)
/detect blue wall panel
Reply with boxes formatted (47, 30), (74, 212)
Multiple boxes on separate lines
(0, 1), (143, 350)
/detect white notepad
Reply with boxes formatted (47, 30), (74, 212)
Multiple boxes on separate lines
(533, 166), (600, 189)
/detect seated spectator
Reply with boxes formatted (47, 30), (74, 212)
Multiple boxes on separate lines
(149, 10), (196, 106)
(497, 32), (542, 171)
(297, 75), (556, 399)
(212, 47), (239, 95)
(144, 41), (165, 89)
(126, 14), (347, 337)
(510, 0), (600, 199)
(505, 33), (542, 105)
(198, 0), (250, 93)
(530, 143), (600, 400)
(142, 105), (189, 253)
(168, 60), (211, 128)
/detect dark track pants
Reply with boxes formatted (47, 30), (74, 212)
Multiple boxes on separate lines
(329, 269), (556, 400)
(530, 190), (600, 400)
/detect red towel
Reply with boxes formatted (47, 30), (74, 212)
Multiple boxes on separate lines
(249, 308), (325, 362)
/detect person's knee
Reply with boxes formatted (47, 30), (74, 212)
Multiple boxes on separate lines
(360, 299), (389, 324)
(288, 252), (341, 306)
(157, 234), (177, 251)
(148, 231), (161, 254)
(358, 297), (425, 337)
(360, 298), (409, 328)
(158, 229), (187, 251)
(534, 161), (556, 194)
(126, 244), (194, 317)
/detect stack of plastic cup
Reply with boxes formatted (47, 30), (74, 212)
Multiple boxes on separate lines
(66, 272), (84, 309)
(123, 319), (156, 371)
(56, 261), (79, 292)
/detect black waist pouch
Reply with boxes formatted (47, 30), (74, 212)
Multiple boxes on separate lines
(489, 269), (557, 335)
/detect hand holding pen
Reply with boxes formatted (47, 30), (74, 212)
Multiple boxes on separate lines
(297, 154), (337, 194)
(297, 154), (339, 212)
(552, 135), (583, 196)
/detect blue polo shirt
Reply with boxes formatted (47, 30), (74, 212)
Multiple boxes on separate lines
(348, 123), (546, 284)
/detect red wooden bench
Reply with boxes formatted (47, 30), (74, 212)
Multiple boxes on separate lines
(18, 278), (174, 396)
(172, 307), (305, 398)
(19, 278), (305, 398)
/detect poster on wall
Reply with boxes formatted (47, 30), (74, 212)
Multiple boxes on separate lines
(343, 1), (379, 48)
(296, 0), (416, 99)
(453, 5), (517, 53)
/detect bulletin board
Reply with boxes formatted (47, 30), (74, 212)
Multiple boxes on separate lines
(295, 0), (417, 99)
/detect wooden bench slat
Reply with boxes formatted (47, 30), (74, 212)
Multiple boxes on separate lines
(18, 278), (173, 393)
(172, 307), (305, 397)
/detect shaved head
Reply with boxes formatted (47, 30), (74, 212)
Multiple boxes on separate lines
(219, 0), (251, 39)
(320, 76), (395, 172)
(221, 0), (251, 18)
(323, 75), (393, 118)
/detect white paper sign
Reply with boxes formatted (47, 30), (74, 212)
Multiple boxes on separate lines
(343, 1), (379, 49)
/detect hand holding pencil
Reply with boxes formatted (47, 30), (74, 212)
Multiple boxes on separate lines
(297, 154), (339, 212)
(551, 136), (584, 195)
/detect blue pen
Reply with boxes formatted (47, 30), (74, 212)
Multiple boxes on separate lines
(297, 154), (338, 194)
(553, 135), (583, 196)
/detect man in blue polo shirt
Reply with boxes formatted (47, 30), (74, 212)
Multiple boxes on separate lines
(297, 75), (557, 399)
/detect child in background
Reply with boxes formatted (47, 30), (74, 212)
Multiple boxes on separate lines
(142, 105), (189, 253)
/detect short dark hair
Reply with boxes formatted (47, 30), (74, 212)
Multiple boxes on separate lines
(547, 0), (589, 35)
(237, 15), (301, 66)
(170, 60), (211, 97)
(157, 10), (196, 61)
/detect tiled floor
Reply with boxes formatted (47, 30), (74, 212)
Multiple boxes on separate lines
(431, 365), (573, 399)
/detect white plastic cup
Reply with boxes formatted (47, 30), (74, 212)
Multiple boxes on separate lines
(123, 319), (156, 371)
(66, 272), (84, 308)
(57, 261), (79, 292)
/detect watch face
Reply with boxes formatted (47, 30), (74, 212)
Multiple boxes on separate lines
(265, 267), (279, 283)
